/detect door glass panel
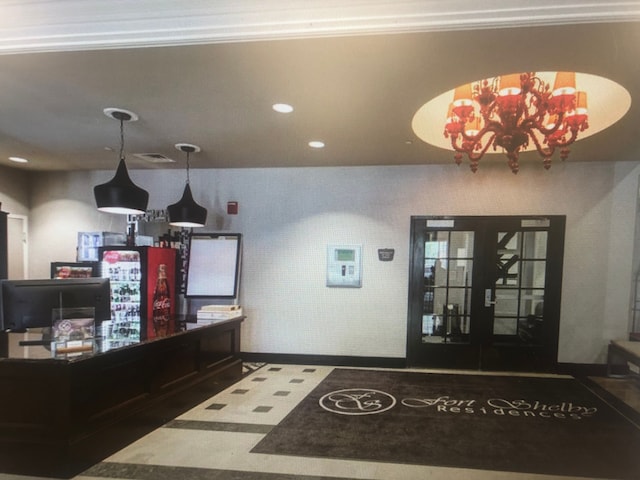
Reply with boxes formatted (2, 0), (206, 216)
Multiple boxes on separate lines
(449, 258), (472, 287)
(497, 231), (519, 254)
(522, 231), (547, 258)
(519, 290), (545, 316)
(518, 290), (544, 345)
(493, 230), (548, 341)
(423, 230), (473, 344)
(521, 260), (546, 288)
(495, 288), (518, 316)
(494, 317), (518, 335)
(425, 231), (449, 259)
(496, 259), (519, 286)
(450, 231), (474, 257)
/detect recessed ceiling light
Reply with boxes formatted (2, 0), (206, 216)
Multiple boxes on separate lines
(272, 103), (294, 113)
(308, 141), (325, 149)
(9, 156), (28, 163)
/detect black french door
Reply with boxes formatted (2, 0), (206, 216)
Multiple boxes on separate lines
(407, 216), (565, 372)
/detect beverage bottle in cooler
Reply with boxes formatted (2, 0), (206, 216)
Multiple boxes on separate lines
(152, 264), (171, 337)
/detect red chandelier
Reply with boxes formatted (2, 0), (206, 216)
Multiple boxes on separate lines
(444, 72), (589, 173)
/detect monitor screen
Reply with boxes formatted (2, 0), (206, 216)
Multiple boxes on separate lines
(0, 278), (111, 332)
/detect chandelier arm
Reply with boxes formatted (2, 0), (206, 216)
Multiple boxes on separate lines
(526, 127), (555, 158)
(449, 134), (468, 154)
(548, 127), (580, 148)
(467, 132), (498, 160)
(523, 87), (554, 126)
(532, 112), (566, 137)
(449, 130), (497, 161)
(456, 119), (501, 144)
(451, 124), (487, 150)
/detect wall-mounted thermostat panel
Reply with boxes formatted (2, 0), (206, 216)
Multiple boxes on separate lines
(327, 244), (362, 288)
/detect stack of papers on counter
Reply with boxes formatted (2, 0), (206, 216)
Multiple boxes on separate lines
(196, 304), (242, 323)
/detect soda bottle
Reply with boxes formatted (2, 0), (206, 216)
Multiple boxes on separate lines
(152, 264), (171, 337)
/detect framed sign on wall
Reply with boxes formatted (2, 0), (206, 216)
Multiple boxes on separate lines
(186, 233), (242, 298)
(326, 244), (362, 288)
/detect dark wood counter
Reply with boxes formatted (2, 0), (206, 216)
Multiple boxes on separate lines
(0, 317), (244, 478)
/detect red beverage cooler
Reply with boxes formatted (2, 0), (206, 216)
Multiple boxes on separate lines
(99, 246), (177, 347)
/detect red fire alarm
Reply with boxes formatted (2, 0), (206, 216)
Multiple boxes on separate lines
(227, 201), (238, 215)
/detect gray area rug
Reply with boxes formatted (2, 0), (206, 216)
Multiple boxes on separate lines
(252, 368), (640, 479)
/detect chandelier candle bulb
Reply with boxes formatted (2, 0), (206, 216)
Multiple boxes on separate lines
(565, 91), (588, 129)
(498, 73), (522, 96)
(576, 91), (588, 110)
(445, 104), (463, 135)
(553, 71), (576, 94)
(452, 83), (474, 118)
(465, 117), (482, 137)
(453, 83), (473, 102)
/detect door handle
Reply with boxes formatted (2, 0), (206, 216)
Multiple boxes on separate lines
(484, 288), (496, 307)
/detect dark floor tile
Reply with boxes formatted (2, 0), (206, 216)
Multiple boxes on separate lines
(164, 419), (272, 434)
(253, 405), (273, 413)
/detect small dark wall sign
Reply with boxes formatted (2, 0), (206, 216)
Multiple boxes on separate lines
(378, 248), (395, 261)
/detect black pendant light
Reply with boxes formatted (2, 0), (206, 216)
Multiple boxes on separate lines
(167, 143), (207, 227)
(94, 108), (149, 215)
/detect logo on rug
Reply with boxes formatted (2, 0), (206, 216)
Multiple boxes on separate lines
(401, 395), (597, 420)
(319, 388), (397, 415)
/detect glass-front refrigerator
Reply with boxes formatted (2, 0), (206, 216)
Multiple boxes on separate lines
(51, 261), (100, 279)
(77, 231), (126, 261)
(99, 246), (177, 349)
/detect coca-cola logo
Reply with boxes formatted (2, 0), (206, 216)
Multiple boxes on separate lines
(103, 251), (121, 264)
(154, 298), (170, 308)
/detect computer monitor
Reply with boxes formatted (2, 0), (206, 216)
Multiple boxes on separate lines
(0, 278), (111, 332)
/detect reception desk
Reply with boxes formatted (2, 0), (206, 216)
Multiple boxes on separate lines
(0, 316), (244, 478)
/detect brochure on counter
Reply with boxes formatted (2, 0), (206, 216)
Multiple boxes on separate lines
(195, 304), (243, 323)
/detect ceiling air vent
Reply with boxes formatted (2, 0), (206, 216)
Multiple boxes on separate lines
(133, 153), (176, 164)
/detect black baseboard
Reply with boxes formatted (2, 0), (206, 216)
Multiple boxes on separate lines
(241, 352), (406, 369)
(557, 362), (618, 378)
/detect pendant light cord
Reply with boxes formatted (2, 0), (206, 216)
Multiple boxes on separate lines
(185, 150), (191, 184)
(119, 117), (125, 161)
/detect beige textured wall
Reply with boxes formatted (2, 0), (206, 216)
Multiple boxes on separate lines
(24, 160), (640, 364)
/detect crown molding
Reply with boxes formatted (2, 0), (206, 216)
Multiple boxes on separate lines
(0, 0), (639, 54)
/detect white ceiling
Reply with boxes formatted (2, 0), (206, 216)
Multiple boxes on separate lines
(1, 0), (640, 172)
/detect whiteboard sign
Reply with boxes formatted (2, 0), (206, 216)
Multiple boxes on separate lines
(186, 234), (242, 298)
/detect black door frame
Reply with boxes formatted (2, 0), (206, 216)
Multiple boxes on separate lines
(406, 215), (565, 372)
